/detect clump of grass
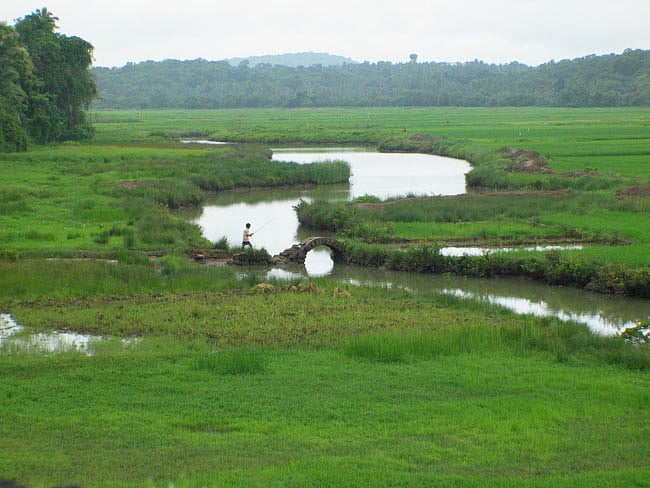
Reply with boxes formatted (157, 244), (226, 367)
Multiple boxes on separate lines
(345, 330), (458, 363)
(352, 194), (381, 203)
(24, 229), (55, 241)
(303, 160), (351, 184)
(213, 236), (230, 250)
(157, 254), (191, 276)
(193, 348), (267, 375)
(344, 333), (422, 363)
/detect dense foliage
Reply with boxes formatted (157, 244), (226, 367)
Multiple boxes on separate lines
(93, 49), (650, 109)
(0, 9), (97, 151)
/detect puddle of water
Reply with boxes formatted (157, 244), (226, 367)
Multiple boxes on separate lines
(439, 245), (583, 257)
(1, 313), (139, 356)
(181, 139), (229, 145)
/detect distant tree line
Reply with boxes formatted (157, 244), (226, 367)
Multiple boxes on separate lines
(93, 50), (650, 110)
(0, 9), (97, 152)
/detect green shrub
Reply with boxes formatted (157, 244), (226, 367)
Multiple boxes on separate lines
(294, 200), (359, 232)
(544, 251), (598, 288)
(343, 241), (388, 267)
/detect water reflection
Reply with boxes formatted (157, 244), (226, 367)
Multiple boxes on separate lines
(194, 148), (471, 255)
(0, 313), (139, 355)
(439, 245), (583, 256)
(261, 260), (649, 336)
(181, 139), (230, 145)
(272, 148), (471, 199)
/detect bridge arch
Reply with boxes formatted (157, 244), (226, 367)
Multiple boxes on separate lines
(276, 237), (347, 264)
(298, 237), (346, 261)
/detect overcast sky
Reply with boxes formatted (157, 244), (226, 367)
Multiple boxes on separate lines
(3, 0), (649, 68)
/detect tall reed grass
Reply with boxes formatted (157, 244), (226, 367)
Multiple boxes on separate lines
(345, 320), (650, 370)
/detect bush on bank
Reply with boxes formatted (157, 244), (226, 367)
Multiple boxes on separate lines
(343, 241), (650, 298)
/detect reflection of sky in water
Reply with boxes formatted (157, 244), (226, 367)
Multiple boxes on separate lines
(194, 149), (470, 255)
(272, 149), (471, 199)
(440, 289), (637, 336)
(1, 313), (139, 355)
(198, 200), (300, 255)
(439, 245), (583, 256)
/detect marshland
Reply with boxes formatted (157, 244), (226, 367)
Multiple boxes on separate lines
(1, 106), (649, 487)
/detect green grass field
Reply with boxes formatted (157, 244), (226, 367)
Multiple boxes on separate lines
(1, 107), (649, 487)
(1, 270), (649, 487)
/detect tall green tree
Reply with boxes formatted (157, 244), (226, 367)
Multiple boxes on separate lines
(15, 8), (97, 143)
(0, 22), (32, 151)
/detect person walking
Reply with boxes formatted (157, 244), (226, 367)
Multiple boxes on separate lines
(242, 222), (253, 249)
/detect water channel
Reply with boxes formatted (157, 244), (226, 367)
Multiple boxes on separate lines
(192, 147), (649, 336)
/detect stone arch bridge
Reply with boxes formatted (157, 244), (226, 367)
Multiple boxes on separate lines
(275, 237), (347, 264)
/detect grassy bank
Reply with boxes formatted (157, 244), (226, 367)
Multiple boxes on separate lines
(1, 264), (649, 487)
(0, 142), (349, 255)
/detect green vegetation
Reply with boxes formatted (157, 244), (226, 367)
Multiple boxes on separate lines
(92, 49), (650, 109)
(0, 9), (96, 151)
(0, 142), (349, 254)
(1, 107), (649, 486)
(1, 267), (648, 487)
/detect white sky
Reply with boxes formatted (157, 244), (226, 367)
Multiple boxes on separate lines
(2, 0), (649, 68)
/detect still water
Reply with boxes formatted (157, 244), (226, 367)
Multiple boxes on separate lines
(193, 147), (649, 335)
(197, 148), (470, 255)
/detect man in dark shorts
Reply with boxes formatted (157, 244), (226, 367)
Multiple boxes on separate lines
(242, 222), (253, 249)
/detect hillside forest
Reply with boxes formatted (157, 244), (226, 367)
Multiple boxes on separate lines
(93, 50), (650, 109)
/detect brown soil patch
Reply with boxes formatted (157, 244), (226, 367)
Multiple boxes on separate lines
(616, 184), (650, 196)
(113, 180), (146, 188)
(561, 168), (600, 178)
(501, 147), (552, 174)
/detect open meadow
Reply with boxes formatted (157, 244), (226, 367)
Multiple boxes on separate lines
(1, 107), (649, 487)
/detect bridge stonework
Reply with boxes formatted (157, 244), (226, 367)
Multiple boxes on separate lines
(275, 237), (347, 264)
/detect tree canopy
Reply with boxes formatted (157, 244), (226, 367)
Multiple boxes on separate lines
(0, 9), (97, 151)
(0, 22), (32, 151)
(93, 50), (650, 109)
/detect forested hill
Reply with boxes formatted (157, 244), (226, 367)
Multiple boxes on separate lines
(92, 49), (650, 109)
